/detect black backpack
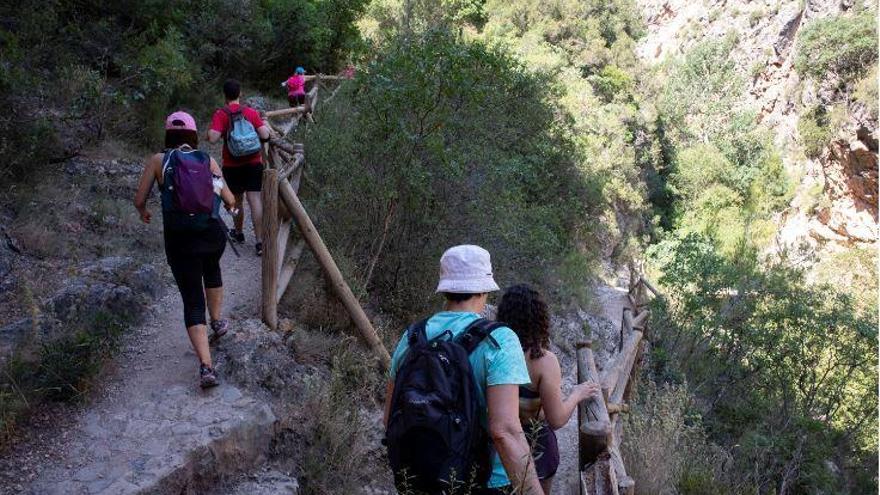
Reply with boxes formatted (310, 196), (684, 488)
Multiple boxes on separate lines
(386, 318), (505, 494)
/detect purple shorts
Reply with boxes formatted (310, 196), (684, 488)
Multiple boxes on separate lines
(526, 421), (560, 480)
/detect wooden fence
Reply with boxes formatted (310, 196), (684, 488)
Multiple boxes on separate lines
(259, 80), (390, 369)
(578, 275), (660, 495)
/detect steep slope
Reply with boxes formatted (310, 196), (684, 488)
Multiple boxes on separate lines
(636, 0), (877, 252)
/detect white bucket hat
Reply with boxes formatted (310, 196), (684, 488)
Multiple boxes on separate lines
(436, 245), (500, 294)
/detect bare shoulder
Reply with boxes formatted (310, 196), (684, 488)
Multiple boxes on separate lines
(535, 350), (560, 373)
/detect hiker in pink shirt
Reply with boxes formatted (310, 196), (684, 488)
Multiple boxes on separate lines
(281, 66), (316, 107)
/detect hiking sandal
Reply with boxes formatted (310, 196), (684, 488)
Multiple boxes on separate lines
(199, 364), (219, 389)
(210, 319), (229, 340)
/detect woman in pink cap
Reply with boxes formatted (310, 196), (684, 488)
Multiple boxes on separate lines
(133, 111), (237, 388)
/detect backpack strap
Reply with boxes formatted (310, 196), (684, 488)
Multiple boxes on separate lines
(457, 318), (506, 355)
(406, 319), (429, 348)
(161, 148), (177, 181)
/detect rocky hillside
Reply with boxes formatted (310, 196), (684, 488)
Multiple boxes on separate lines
(636, 0), (877, 252)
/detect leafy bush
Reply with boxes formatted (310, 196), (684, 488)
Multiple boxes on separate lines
(303, 29), (599, 317)
(648, 233), (878, 493)
(794, 8), (878, 81)
(797, 105), (837, 158)
(854, 64), (878, 120)
(588, 64), (634, 101)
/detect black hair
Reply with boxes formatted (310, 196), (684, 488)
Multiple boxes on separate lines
(164, 128), (198, 149)
(223, 79), (241, 101)
(443, 292), (482, 302)
(496, 284), (550, 359)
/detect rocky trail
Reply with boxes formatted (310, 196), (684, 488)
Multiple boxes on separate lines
(0, 219), (300, 495)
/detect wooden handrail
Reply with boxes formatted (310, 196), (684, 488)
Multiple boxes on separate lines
(577, 340), (612, 466)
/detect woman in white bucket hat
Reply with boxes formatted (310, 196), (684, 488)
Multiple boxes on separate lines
(383, 245), (543, 495)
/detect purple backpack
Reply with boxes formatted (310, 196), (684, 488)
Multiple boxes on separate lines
(161, 148), (217, 230)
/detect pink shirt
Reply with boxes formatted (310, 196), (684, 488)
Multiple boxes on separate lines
(286, 75), (305, 96)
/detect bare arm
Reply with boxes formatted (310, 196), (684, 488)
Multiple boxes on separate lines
(133, 154), (161, 223)
(256, 125), (270, 141)
(487, 384), (542, 495)
(383, 381), (394, 427)
(210, 158), (235, 208)
(538, 352), (599, 430)
(207, 129), (222, 144)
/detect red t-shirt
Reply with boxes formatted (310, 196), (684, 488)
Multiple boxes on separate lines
(210, 103), (265, 167)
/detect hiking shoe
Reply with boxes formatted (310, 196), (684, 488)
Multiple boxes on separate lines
(230, 229), (245, 243)
(255, 242), (263, 257)
(210, 319), (229, 339)
(199, 364), (219, 389)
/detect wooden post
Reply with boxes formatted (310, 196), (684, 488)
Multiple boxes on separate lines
(577, 341), (612, 465)
(581, 453), (620, 495)
(261, 169), (280, 330)
(277, 179), (391, 369)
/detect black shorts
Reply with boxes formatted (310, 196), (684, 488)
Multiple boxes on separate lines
(288, 94), (306, 106)
(223, 164), (263, 194)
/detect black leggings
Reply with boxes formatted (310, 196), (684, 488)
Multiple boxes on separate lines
(167, 250), (224, 327)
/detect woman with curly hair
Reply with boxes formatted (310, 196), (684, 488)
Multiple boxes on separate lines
(497, 284), (600, 494)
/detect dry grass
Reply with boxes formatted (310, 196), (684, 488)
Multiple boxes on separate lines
(622, 381), (731, 495)
(294, 343), (386, 495)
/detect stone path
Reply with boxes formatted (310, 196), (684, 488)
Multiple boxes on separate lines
(3, 217), (277, 495)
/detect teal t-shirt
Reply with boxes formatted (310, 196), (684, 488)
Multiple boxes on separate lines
(389, 311), (530, 489)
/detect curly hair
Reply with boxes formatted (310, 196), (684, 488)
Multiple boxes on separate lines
(497, 284), (550, 360)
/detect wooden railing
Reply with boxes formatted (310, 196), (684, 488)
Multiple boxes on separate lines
(578, 275), (659, 495)
(258, 81), (391, 369)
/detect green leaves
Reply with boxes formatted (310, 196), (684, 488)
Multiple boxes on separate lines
(304, 29), (597, 316)
(794, 6), (878, 82)
(650, 234), (878, 491)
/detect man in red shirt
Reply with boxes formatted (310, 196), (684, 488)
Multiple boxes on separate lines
(208, 79), (271, 256)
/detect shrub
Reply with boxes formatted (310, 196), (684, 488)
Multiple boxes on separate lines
(303, 29), (599, 317)
(622, 381), (732, 494)
(794, 8), (877, 81)
(854, 64), (878, 120)
(589, 64), (634, 101)
(295, 344), (383, 494)
(648, 233), (878, 492)
(797, 105), (833, 158)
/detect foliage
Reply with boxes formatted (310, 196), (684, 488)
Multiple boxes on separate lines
(0, 0), (367, 182)
(654, 37), (790, 252)
(304, 29), (599, 317)
(794, 7), (878, 82)
(622, 381), (733, 495)
(647, 233), (878, 493)
(797, 105), (835, 158)
(0, 311), (128, 448)
(854, 64), (878, 120)
(296, 345), (380, 495)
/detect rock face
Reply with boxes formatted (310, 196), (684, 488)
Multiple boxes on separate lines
(0, 256), (162, 368)
(815, 130), (878, 243)
(635, 0), (878, 250)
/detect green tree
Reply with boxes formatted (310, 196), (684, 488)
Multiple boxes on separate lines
(303, 29), (600, 316)
(648, 233), (878, 493)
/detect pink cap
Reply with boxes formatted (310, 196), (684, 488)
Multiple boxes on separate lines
(165, 111), (197, 132)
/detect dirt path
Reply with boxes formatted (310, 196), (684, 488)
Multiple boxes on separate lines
(0, 216), (275, 495)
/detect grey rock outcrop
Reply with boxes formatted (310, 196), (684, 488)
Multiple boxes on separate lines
(0, 256), (162, 368)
